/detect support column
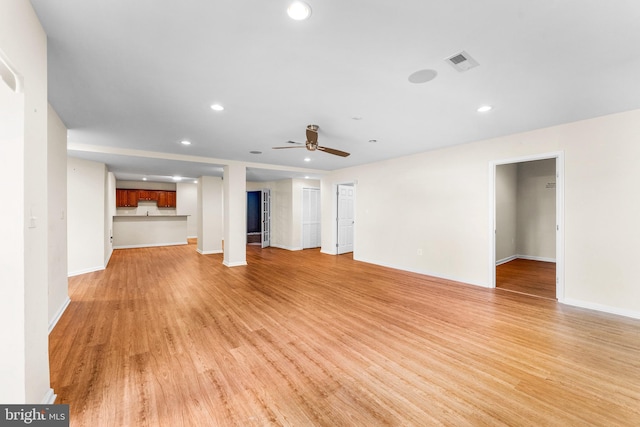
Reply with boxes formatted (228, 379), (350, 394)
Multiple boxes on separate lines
(197, 176), (223, 255)
(223, 164), (247, 267)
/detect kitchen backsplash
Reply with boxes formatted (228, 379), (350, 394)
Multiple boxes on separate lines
(116, 201), (177, 216)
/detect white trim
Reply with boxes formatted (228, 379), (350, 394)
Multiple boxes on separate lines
(496, 255), (517, 266)
(271, 244), (303, 251)
(113, 242), (187, 249)
(68, 265), (104, 277)
(517, 254), (556, 263)
(48, 297), (71, 334)
(223, 260), (248, 267)
(355, 256), (488, 289)
(188, 235), (198, 239)
(496, 255), (556, 265)
(489, 151), (565, 302)
(40, 388), (56, 404)
(196, 248), (223, 255)
(563, 298), (640, 320)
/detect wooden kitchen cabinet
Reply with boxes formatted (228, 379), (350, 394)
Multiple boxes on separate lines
(138, 190), (158, 201)
(157, 190), (177, 208)
(116, 189), (139, 207)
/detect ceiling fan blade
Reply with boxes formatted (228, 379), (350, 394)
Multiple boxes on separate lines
(273, 146), (307, 149)
(306, 126), (318, 144)
(317, 146), (350, 157)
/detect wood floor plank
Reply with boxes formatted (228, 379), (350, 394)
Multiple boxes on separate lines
(50, 243), (640, 426)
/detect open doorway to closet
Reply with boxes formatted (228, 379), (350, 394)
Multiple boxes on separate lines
(247, 189), (270, 248)
(492, 154), (564, 301)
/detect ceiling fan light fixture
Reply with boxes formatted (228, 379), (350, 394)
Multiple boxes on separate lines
(287, 1), (312, 20)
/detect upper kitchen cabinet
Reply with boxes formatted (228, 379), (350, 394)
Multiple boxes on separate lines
(116, 189), (139, 207)
(157, 191), (177, 208)
(138, 190), (158, 201)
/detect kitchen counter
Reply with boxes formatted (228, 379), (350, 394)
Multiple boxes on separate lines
(112, 215), (189, 249)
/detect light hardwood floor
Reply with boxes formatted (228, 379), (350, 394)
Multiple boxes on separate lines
(496, 258), (556, 300)
(50, 243), (640, 426)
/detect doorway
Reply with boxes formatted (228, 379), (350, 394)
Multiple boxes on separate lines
(491, 153), (564, 301)
(336, 184), (355, 254)
(246, 189), (270, 248)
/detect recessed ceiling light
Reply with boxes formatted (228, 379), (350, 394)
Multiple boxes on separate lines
(305, 176), (310, 179)
(287, 1), (312, 20)
(181, 140), (191, 145)
(194, 180), (198, 184)
(250, 151), (262, 154)
(172, 176), (182, 181)
(142, 177), (147, 181)
(352, 116), (363, 121)
(408, 69), (438, 84)
(477, 105), (493, 113)
(304, 157), (311, 162)
(210, 104), (224, 111)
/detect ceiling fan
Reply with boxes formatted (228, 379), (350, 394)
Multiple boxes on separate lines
(273, 125), (350, 157)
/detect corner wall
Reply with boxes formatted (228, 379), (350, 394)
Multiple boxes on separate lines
(67, 157), (107, 276)
(47, 105), (69, 330)
(322, 109), (640, 318)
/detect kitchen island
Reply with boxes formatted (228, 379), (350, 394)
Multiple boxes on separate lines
(113, 215), (189, 249)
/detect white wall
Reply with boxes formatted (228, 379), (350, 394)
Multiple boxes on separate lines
(0, 0), (53, 403)
(68, 157), (108, 276)
(322, 109), (640, 318)
(496, 163), (517, 263)
(516, 159), (556, 260)
(197, 176), (223, 254)
(47, 105), (69, 330)
(177, 182), (198, 237)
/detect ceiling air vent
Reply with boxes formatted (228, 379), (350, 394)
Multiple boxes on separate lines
(445, 51), (479, 72)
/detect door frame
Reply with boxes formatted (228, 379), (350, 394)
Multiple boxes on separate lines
(489, 151), (565, 302)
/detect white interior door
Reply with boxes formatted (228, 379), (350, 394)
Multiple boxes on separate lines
(261, 188), (271, 248)
(302, 188), (321, 248)
(337, 184), (354, 254)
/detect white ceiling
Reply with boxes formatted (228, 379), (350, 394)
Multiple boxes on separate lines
(31, 0), (640, 182)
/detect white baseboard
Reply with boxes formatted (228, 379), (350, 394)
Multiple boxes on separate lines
(48, 297), (71, 334)
(197, 248), (223, 255)
(270, 244), (303, 251)
(563, 298), (640, 320)
(68, 265), (104, 277)
(354, 256), (488, 289)
(496, 255), (517, 266)
(495, 254), (556, 265)
(517, 254), (556, 263)
(40, 388), (56, 404)
(223, 260), (248, 267)
(113, 241), (187, 249)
